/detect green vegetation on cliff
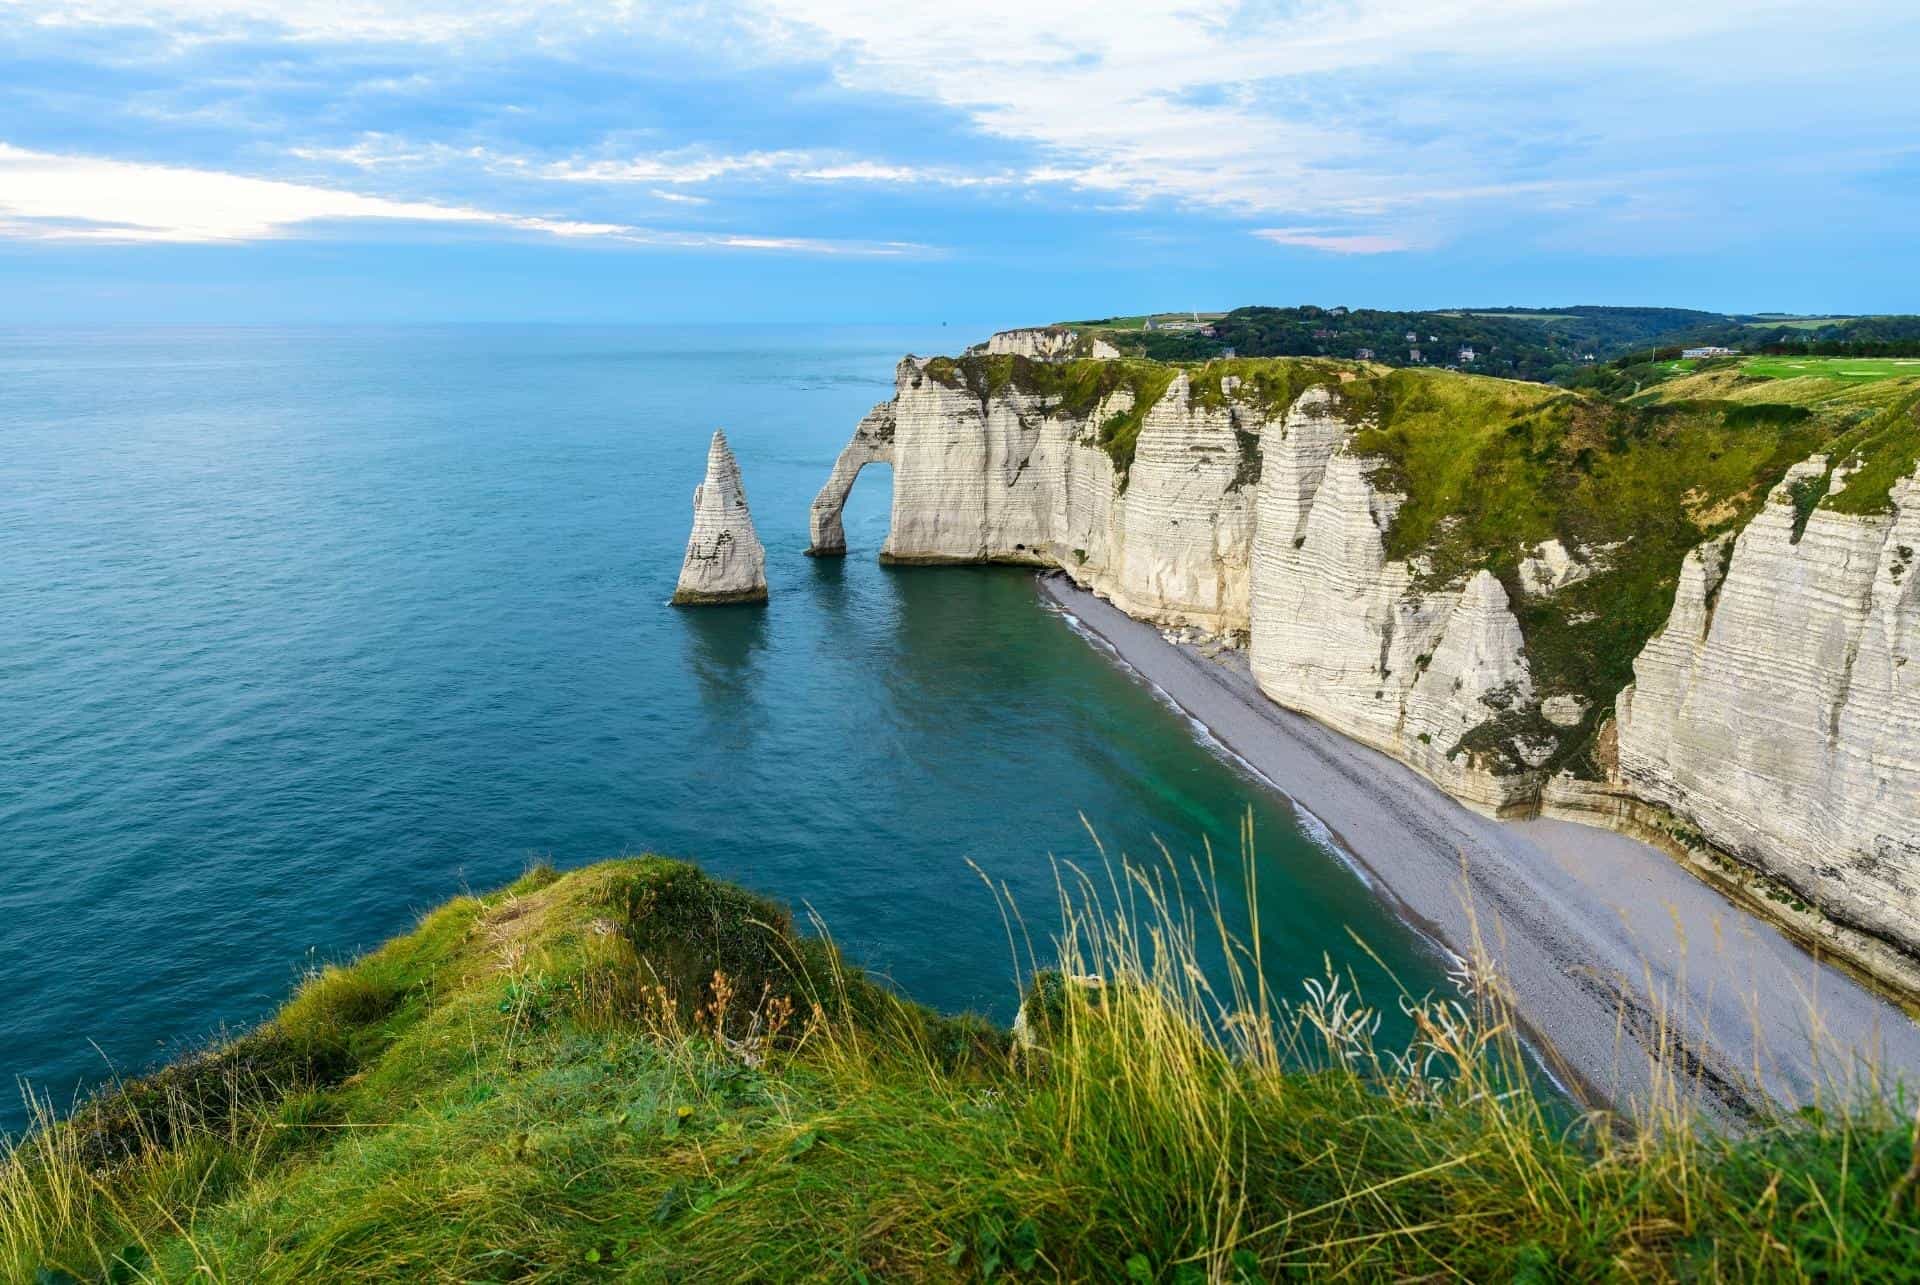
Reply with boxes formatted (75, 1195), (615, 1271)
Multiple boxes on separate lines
(920, 352), (1357, 482)
(912, 349), (1918, 779)
(1337, 372), (1826, 757)
(920, 352), (1182, 480)
(1630, 361), (1920, 517)
(1332, 363), (1917, 772)
(7, 859), (1918, 1281)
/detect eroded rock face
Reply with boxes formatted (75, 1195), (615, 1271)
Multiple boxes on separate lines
(1248, 389), (1541, 813)
(809, 358), (1258, 630)
(976, 327), (1121, 361)
(673, 429), (767, 605)
(1543, 695), (1591, 727)
(1518, 538), (1595, 597)
(1618, 461), (1920, 954)
(1099, 371), (1261, 628)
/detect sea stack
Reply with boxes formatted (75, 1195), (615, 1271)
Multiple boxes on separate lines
(672, 429), (768, 605)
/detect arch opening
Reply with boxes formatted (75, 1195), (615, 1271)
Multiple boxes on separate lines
(806, 401), (897, 556)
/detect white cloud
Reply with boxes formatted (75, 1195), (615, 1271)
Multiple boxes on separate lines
(1252, 227), (1409, 255)
(535, 150), (808, 185)
(286, 139), (809, 193)
(9, 0), (1913, 255)
(287, 136), (457, 169)
(449, 146), (1032, 193)
(792, 161), (1014, 188)
(9, 0), (667, 46)
(0, 142), (509, 241)
(535, 151), (1022, 190)
(747, 0), (1916, 231)
(283, 135), (1017, 188)
(0, 143), (927, 253)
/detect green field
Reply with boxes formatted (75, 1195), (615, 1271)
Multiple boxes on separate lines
(1742, 356), (1920, 382)
(1743, 317), (1851, 331)
(1060, 312), (1226, 332)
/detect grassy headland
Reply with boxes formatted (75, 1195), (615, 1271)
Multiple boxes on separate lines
(6, 857), (1917, 1281)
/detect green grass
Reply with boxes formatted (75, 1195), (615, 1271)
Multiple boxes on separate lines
(6, 853), (1918, 1282)
(1819, 386), (1920, 516)
(1324, 371), (1828, 769)
(1740, 356), (1920, 383)
(1183, 356), (1356, 417)
(1058, 313), (1226, 333)
(1743, 318), (1851, 331)
(1317, 363), (1920, 773)
(1645, 362), (1920, 515)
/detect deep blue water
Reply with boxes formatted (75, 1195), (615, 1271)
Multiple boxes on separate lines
(1, 326), (1445, 1132)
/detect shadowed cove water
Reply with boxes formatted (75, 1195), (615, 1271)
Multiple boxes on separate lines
(0, 326), (1446, 1132)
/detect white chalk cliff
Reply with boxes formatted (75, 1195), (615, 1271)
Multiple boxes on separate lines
(673, 429), (768, 605)
(973, 327), (1121, 361)
(1248, 389), (1543, 812)
(1616, 461), (1920, 976)
(809, 356), (1920, 991)
(809, 358), (1254, 630)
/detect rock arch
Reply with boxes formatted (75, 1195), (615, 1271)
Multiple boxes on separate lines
(806, 401), (896, 555)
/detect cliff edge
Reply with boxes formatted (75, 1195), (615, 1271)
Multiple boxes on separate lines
(11, 859), (1915, 1280)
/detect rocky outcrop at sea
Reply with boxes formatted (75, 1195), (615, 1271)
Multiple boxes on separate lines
(673, 429), (767, 605)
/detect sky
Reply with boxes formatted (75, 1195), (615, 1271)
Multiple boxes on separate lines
(1, 0), (1916, 324)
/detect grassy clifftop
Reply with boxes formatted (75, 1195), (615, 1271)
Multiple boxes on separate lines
(7, 858), (1918, 1281)
(917, 352), (1920, 777)
(1321, 362), (1916, 775)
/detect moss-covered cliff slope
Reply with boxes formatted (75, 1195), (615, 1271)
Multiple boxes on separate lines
(7, 860), (1917, 1281)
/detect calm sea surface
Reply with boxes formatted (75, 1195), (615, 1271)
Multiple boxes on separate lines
(1, 326), (1446, 1132)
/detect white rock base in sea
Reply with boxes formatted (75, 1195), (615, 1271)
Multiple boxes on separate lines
(672, 429), (768, 606)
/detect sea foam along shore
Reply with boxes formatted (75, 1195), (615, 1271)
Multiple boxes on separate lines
(1037, 571), (1920, 1124)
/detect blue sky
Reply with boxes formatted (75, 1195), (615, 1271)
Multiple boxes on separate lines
(2, 0), (1916, 323)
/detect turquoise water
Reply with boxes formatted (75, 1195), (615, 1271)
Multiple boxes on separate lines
(1, 326), (1445, 1132)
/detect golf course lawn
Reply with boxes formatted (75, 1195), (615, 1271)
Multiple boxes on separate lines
(1742, 356), (1920, 382)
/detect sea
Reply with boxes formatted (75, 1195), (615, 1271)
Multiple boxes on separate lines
(0, 325), (1447, 1133)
